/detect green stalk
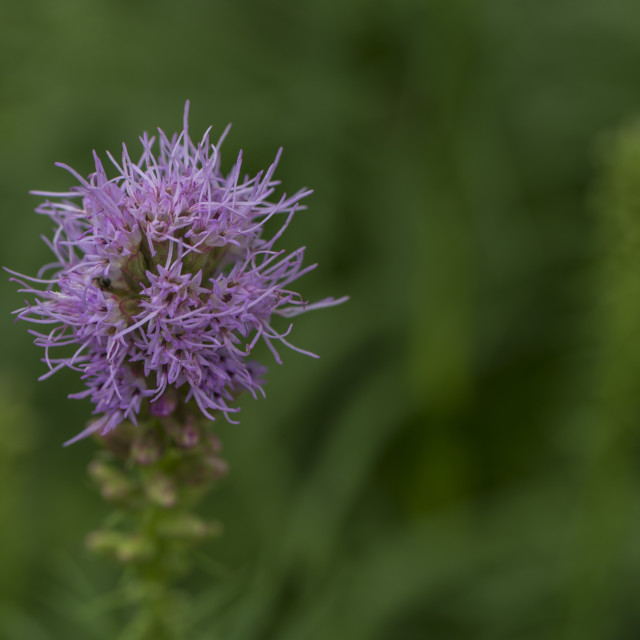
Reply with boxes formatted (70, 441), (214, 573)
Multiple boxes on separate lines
(85, 416), (226, 639)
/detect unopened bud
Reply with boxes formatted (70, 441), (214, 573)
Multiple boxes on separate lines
(88, 460), (133, 501)
(86, 530), (153, 563)
(99, 421), (136, 458)
(178, 421), (199, 448)
(157, 513), (222, 541)
(132, 429), (163, 465)
(204, 455), (228, 479)
(166, 414), (200, 448)
(206, 433), (222, 454)
(145, 472), (177, 508)
(149, 388), (178, 417)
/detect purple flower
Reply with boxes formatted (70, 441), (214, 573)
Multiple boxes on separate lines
(9, 103), (346, 445)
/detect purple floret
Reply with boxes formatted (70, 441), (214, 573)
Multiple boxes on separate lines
(9, 102), (346, 444)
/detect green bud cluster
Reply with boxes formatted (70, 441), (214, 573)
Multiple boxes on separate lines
(86, 415), (226, 569)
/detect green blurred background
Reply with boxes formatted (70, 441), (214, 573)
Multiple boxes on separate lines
(4, 0), (640, 638)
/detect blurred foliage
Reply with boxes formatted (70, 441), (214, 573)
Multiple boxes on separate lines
(3, 0), (640, 638)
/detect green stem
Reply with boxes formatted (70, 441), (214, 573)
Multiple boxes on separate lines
(86, 416), (226, 639)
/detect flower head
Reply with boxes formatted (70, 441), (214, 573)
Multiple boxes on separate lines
(9, 103), (346, 444)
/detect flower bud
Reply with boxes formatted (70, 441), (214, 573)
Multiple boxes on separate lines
(206, 433), (222, 454)
(145, 472), (177, 508)
(88, 459), (133, 502)
(157, 513), (222, 541)
(98, 421), (136, 458)
(149, 388), (178, 417)
(131, 428), (163, 465)
(86, 530), (154, 563)
(166, 414), (200, 448)
(204, 455), (229, 479)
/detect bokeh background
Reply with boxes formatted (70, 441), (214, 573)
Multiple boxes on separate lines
(4, 0), (640, 638)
